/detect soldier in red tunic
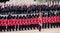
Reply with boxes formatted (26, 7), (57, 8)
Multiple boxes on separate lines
(18, 17), (23, 31)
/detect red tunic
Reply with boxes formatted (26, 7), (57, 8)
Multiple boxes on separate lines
(18, 19), (23, 25)
(1, 19), (7, 26)
(37, 18), (42, 25)
(24, 19), (31, 25)
(34, 18), (37, 24)
(22, 19), (25, 25)
(48, 17), (51, 23)
(42, 17), (46, 23)
(7, 19), (13, 26)
(45, 17), (49, 23)
(26, 19), (31, 25)
(30, 18), (36, 24)
(56, 16), (60, 23)
(13, 19), (18, 26)
(51, 16), (56, 23)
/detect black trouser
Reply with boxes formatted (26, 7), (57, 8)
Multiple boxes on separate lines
(26, 25), (30, 30)
(30, 24), (33, 30)
(44, 23), (47, 28)
(0, 26), (2, 31)
(52, 23), (56, 28)
(42, 23), (49, 29)
(35, 24), (39, 29)
(47, 23), (50, 28)
(59, 22), (60, 27)
(42, 23), (44, 29)
(22, 25), (27, 30)
(56, 22), (60, 28)
(56, 23), (59, 28)
(7, 26), (15, 31)
(19, 25), (27, 30)
(19, 25), (22, 30)
(50, 23), (53, 28)
(16, 25), (18, 31)
(39, 25), (41, 31)
(0, 26), (6, 32)
(30, 24), (37, 30)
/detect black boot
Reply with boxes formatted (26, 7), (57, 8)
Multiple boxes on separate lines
(0, 26), (2, 32)
(16, 25), (18, 31)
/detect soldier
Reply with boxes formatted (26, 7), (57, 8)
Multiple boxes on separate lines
(0, 16), (6, 32)
(18, 16), (23, 31)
